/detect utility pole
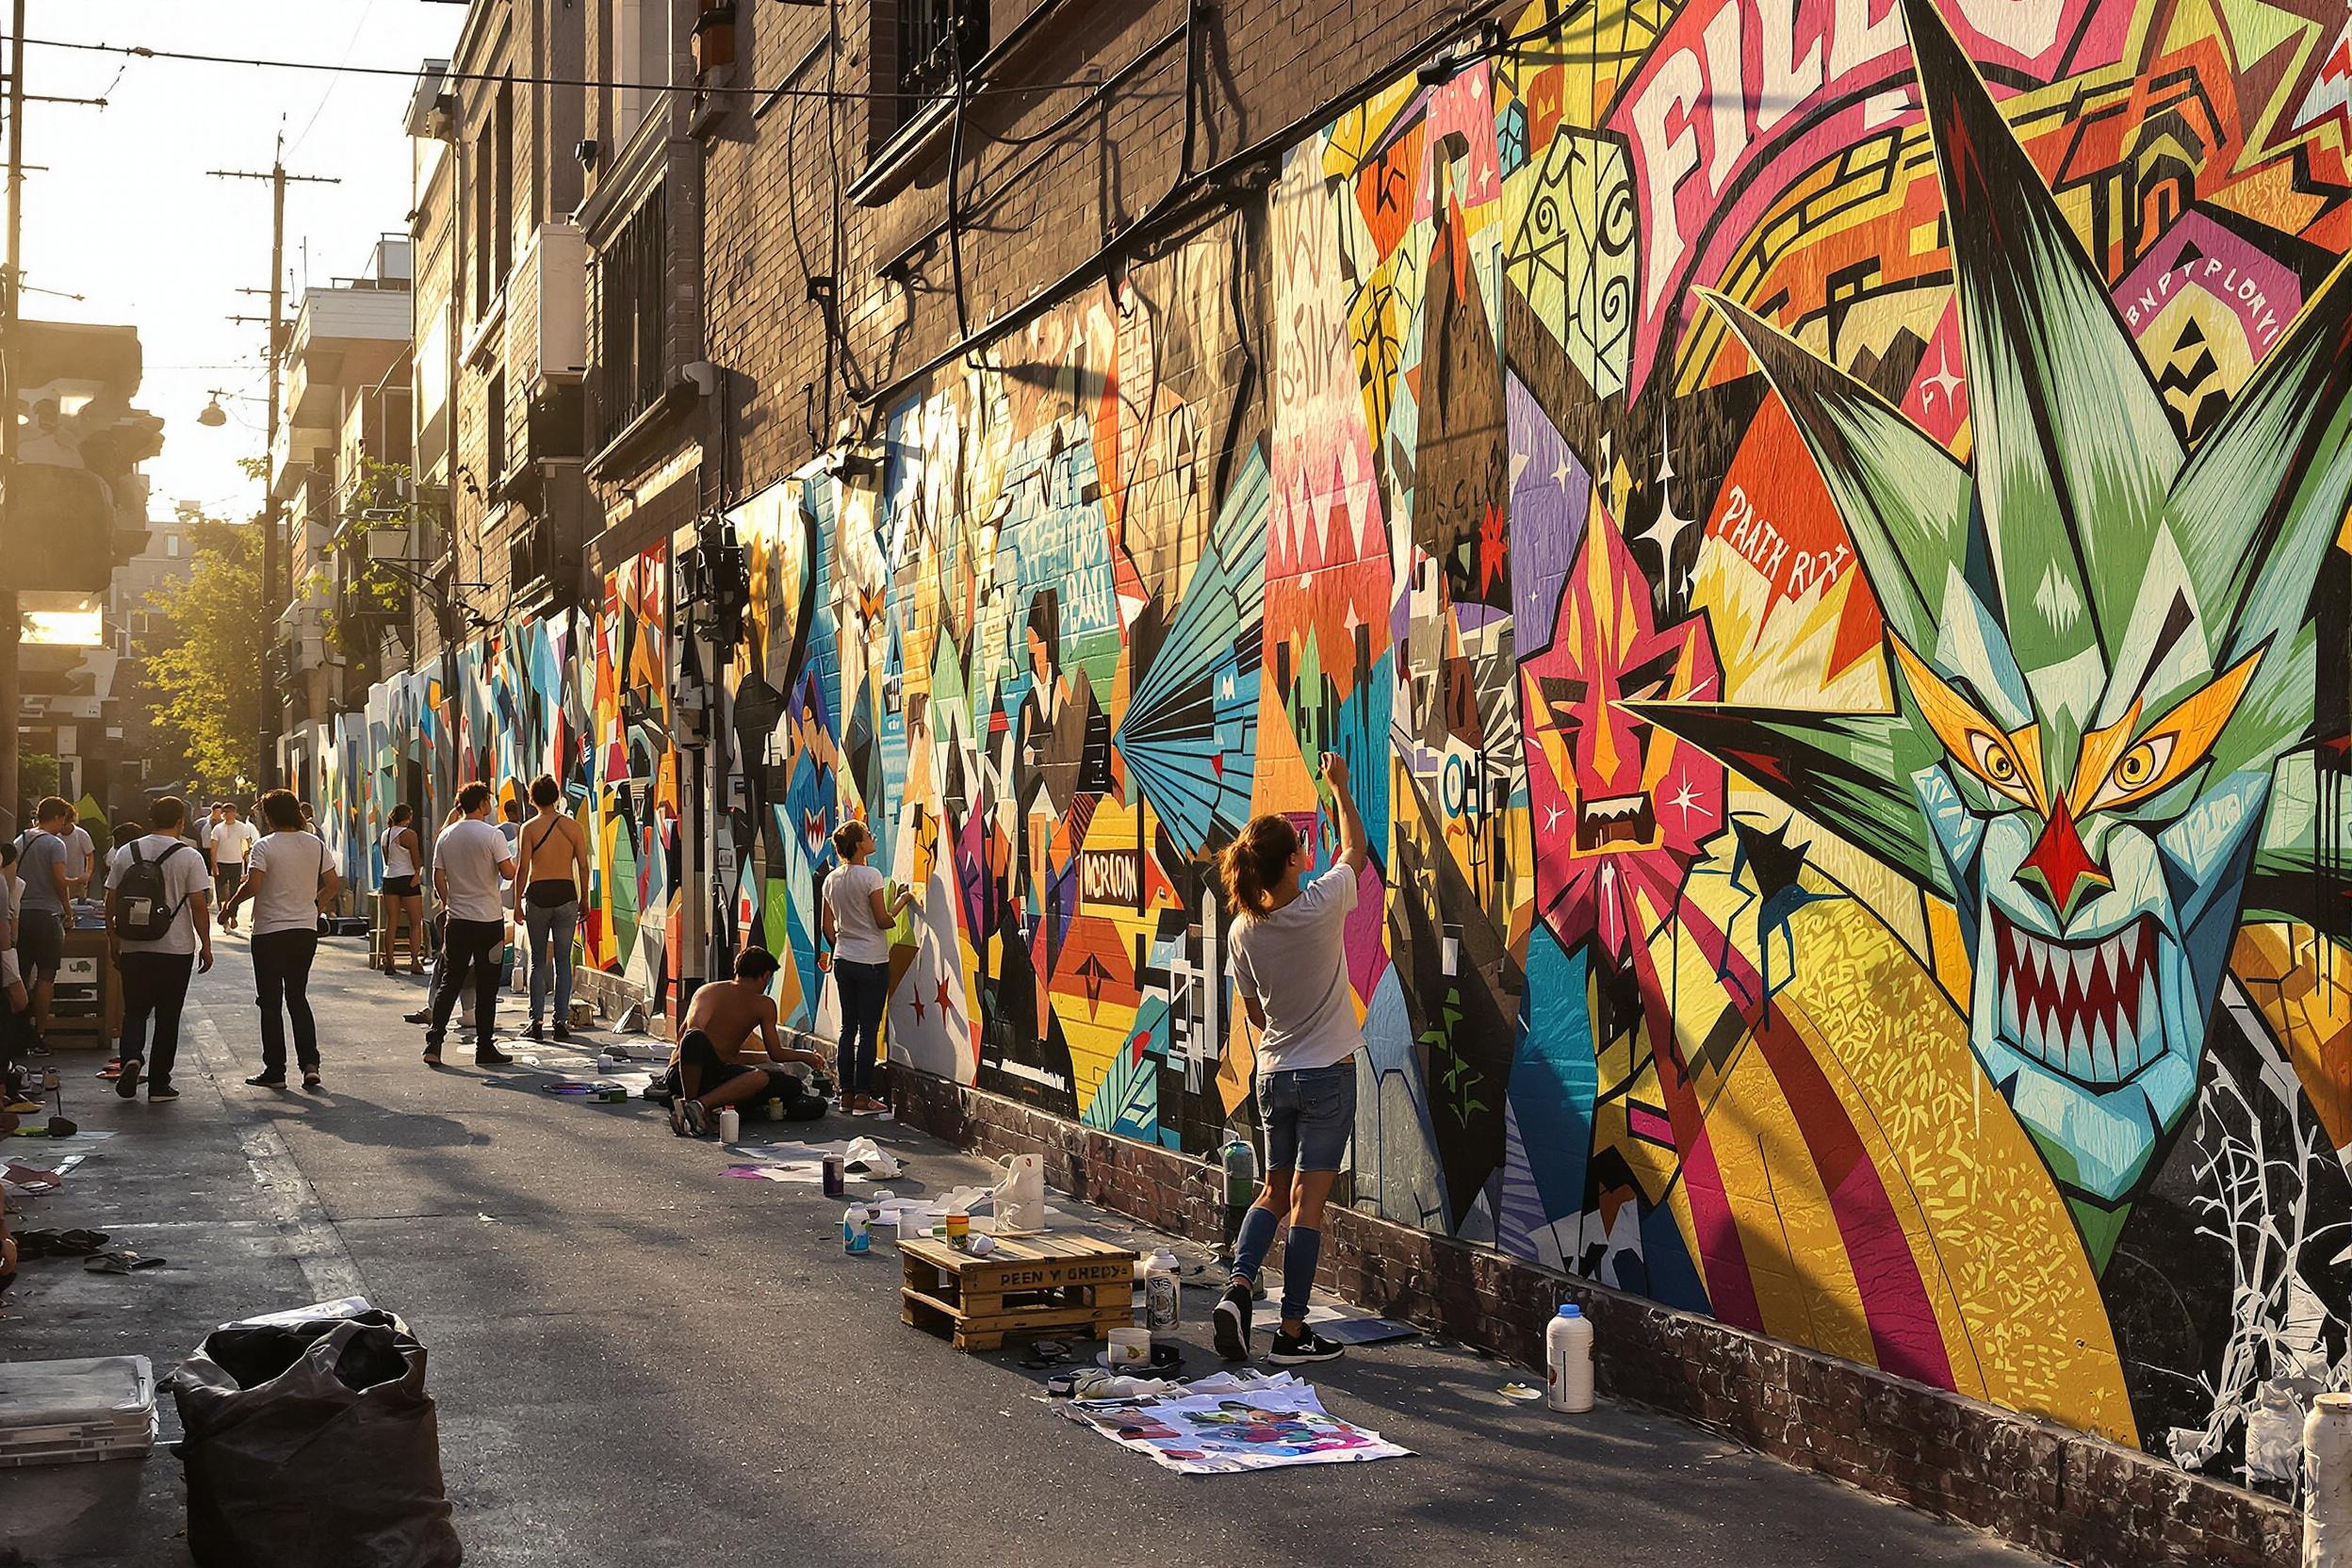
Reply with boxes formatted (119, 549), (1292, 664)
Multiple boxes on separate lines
(1, 0), (26, 832)
(208, 137), (336, 792)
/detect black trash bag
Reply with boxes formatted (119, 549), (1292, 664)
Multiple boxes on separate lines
(164, 1310), (463, 1568)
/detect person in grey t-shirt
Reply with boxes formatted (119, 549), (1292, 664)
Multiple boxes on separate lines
(1211, 752), (1369, 1369)
(15, 796), (76, 1044)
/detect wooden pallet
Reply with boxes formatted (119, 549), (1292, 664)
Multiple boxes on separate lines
(900, 1233), (1136, 1352)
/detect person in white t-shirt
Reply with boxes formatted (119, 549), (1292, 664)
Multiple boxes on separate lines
(210, 804), (259, 924)
(220, 790), (341, 1090)
(422, 781), (515, 1068)
(1210, 751), (1369, 1369)
(103, 796), (213, 1102)
(820, 820), (912, 1115)
(59, 811), (95, 900)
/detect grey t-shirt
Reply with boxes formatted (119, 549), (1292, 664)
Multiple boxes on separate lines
(1229, 864), (1363, 1073)
(17, 831), (68, 917)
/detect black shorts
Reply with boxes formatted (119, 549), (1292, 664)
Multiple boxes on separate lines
(16, 909), (63, 982)
(382, 875), (421, 898)
(677, 1029), (765, 1101)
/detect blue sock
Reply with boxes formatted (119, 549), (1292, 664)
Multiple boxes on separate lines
(1281, 1226), (1323, 1325)
(1231, 1205), (1278, 1285)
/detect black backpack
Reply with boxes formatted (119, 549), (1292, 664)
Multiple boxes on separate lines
(115, 841), (192, 942)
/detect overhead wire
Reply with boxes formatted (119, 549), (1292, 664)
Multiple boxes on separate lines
(0, 33), (1187, 106)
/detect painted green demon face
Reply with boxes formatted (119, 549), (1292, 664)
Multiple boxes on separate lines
(1647, 0), (2352, 1262)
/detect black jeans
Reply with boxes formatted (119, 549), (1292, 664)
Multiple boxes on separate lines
(833, 959), (889, 1096)
(426, 917), (504, 1052)
(252, 929), (320, 1077)
(120, 951), (195, 1090)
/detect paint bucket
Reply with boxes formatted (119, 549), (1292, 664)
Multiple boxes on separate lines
(1106, 1328), (1152, 1368)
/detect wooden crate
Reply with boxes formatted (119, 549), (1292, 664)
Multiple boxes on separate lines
(900, 1233), (1135, 1352)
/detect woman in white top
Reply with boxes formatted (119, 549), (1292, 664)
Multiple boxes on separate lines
(222, 789), (341, 1090)
(379, 804), (426, 974)
(819, 820), (912, 1115)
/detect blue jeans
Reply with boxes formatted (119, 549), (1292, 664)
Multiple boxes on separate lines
(833, 959), (889, 1096)
(525, 898), (580, 1026)
(1256, 1061), (1358, 1171)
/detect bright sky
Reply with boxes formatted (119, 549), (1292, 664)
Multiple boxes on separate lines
(14, 2), (462, 521)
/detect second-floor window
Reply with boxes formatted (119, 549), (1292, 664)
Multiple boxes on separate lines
(473, 78), (514, 316)
(592, 183), (667, 452)
(884, 0), (987, 139)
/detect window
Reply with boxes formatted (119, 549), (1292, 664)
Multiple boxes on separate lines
(591, 183), (667, 451)
(165, 534), (180, 559)
(471, 77), (514, 315)
(885, 0), (987, 137)
(615, 0), (673, 150)
(486, 368), (507, 481)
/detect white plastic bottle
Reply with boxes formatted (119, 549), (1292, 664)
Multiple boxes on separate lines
(1145, 1251), (1180, 1331)
(1546, 1303), (1594, 1413)
(842, 1205), (871, 1254)
(716, 1106), (741, 1143)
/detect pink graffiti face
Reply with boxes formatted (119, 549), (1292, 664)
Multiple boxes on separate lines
(1521, 501), (1723, 961)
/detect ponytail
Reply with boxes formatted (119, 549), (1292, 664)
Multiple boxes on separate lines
(1219, 814), (1299, 919)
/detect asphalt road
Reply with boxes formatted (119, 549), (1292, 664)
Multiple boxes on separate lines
(1, 930), (2047, 1567)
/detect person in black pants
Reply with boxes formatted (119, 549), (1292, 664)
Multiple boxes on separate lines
(220, 790), (341, 1090)
(422, 781), (516, 1068)
(104, 796), (214, 1102)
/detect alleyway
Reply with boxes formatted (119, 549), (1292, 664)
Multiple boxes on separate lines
(0, 930), (2044, 1567)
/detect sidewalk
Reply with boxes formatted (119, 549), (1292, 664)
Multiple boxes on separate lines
(2, 932), (2048, 1567)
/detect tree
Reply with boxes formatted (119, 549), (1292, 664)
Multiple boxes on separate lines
(132, 518), (267, 791)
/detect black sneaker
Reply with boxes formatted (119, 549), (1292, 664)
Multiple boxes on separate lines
(1267, 1328), (1344, 1365)
(147, 1086), (181, 1103)
(521, 1021), (544, 1041)
(115, 1056), (143, 1100)
(551, 1021), (571, 1040)
(1213, 1281), (1254, 1362)
(668, 1094), (692, 1137)
(475, 1046), (514, 1067)
(404, 1007), (433, 1024)
(243, 1072), (286, 1088)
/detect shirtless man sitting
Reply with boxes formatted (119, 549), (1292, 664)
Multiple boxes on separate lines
(669, 947), (828, 1137)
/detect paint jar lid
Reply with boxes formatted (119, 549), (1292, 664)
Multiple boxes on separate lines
(1558, 1303), (1582, 1317)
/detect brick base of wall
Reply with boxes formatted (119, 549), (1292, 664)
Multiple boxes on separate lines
(881, 1063), (2298, 1568)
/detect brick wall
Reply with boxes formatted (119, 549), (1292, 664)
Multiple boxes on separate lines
(877, 1061), (2301, 1568)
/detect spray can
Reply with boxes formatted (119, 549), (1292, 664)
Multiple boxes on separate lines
(1217, 1137), (1258, 1263)
(842, 1204), (871, 1254)
(822, 1155), (845, 1198)
(1145, 1252), (1180, 1331)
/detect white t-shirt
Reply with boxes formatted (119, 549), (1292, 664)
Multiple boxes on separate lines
(61, 825), (94, 879)
(825, 862), (891, 966)
(248, 830), (331, 937)
(434, 817), (513, 923)
(212, 819), (258, 867)
(1229, 865), (1363, 1073)
(105, 833), (211, 956)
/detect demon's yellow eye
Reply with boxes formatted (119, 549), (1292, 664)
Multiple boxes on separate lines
(2074, 646), (2263, 816)
(1970, 733), (2019, 786)
(2112, 738), (2165, 792)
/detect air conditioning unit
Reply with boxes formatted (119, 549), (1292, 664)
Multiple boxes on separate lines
(507, 220), (588, 392)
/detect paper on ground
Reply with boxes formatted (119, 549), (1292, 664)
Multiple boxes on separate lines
(1063, 1382), (1408, 1474)
(1250, 1298), (1419, 1346)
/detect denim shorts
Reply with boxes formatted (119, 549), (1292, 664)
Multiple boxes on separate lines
(1256, 1060), (1359, 1172)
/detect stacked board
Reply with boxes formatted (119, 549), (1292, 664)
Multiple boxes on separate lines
(0, 1355), (157, 1467)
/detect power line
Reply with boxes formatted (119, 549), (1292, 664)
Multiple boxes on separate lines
(1, 34), (1182, 106)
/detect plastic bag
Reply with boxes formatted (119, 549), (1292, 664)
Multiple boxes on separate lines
(164, 1309), (462, 1568)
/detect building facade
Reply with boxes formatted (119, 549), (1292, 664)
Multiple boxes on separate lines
(290, 0), (2352, 1531)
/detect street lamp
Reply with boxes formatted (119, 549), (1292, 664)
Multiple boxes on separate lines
(196, 394), (227, 428)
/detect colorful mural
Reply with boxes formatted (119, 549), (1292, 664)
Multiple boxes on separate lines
(700, 0), (2350, 1495)
(302, 0), (2352, 1500)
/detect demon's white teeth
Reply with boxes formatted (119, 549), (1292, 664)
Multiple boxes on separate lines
(2068, 944), (2096, 995)
(1585, 793), (1645, 819)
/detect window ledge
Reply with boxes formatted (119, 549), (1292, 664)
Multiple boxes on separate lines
(847, 91), (957, 209)
(461, 288), (507, 370)
(584, 378), (699, 482)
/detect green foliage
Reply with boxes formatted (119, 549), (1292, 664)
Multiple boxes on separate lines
(17, 753), (58, 809)
(133, 517), (266, 792)
(334, 459), (413, 646)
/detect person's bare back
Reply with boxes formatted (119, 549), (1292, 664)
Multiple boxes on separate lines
(680, 977), (775, 1062)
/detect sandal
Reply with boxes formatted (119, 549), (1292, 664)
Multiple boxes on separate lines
(17, 1227), (109, 1258)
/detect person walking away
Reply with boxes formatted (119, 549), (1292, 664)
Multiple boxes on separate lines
(14, 797), (74, 1053)
(497, 796), (524, 996)
(406, 806), (476, 1028)
(221, 790), (340, 1090)
(211, 804), (257, 926)
(379, 805), (427, 974)
(820, 821), (911, 1116)
(666, 947), (830, 1136)
(197, 804), (220, 880)
(512, 776), (588, 1041)
(422, 782), (514, 1068)
(0, 842), (28, 1064)
(1212, 751), (1370, 1366)
(104, 796), (213, 1102)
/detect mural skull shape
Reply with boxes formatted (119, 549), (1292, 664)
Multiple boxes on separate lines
(1652, 0), (2352, 1261)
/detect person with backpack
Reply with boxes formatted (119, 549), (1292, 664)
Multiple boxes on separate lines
(220, 790), (341, 1090)
(104, 796), (213, 1102)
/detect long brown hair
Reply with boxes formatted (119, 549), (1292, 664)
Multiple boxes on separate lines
(1219, 814), (1298, 919)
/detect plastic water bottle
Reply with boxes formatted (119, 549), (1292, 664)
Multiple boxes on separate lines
(842, 1205), (871, 1254)
(1546, 1303), (1594, 1413)
(716, 1106), (741, 1144)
